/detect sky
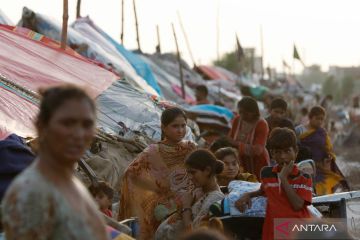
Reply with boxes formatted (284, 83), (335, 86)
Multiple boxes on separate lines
(2, 0), (360, 73)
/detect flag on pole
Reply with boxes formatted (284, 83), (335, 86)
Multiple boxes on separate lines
(293, 44), (305, 66)
(282, 59), (291, 69)
(236, 34), (244, 61)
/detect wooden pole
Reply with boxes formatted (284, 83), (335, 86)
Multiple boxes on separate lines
(133, 0), (141, 52)
(156, 25), (161, 53)
(76, 0), (81, 19)
(216, 0), (220, 61)
(172, 23), (185, 99)
(121, 0), (124, 44)
(260, 25), (264, 79)
(61, 0), (69, 49)
(177, 11), (196, 67)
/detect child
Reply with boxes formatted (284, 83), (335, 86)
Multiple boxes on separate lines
(215, 147), (257, 186)
(89, 181), (114, 218)
(295, 106), (348, 195)
(265, 98), (295, 133)
(155, 149), (225, 240)
(235, 128), (313, 240)
(195, 85), (210, 105)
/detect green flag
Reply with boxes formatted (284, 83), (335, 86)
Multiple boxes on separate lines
(293, 44), (305, 66)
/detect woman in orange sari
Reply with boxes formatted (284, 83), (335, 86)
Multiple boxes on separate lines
(118, 107), (197, 239)
(228, 97), (270, 179)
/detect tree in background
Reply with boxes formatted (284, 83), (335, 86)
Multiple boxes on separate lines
(213, 49), (255, 76)
(341, 76), (355, 100)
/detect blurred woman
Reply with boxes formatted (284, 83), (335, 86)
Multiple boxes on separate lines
(119, 107), (197, 239)
(228, 97), (270, 178)
(2, 85), (109, 239)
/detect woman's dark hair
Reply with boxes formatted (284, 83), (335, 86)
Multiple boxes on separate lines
(209, 137), (232, 153)
(36, 84), (95, 127)
(88, 181), (114, 200)
(185, 149), (224, 175)
(161, 107), (187, 126)
(270, 98), (287, 111)
(161, 107), (187, 140)
(214, 147), (238, 161)
(267, 127), (297, 150)
(309, 106), (326, 119)
(237, 97), (260, 118)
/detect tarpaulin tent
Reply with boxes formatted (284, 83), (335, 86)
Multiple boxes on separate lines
(73, 17), (162, 96)
(0, 25), (119, 139)
(139, 54), (196, 104)
(0, 9), (13, 25)
(18, 7), (158, 96)
(195, 65), (234, 82)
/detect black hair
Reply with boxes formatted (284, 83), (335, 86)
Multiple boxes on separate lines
(214, 147), (238, 161)
(296, 145), (313, 163)
(270, 98), (287, 111)
(309, 106), (326, 119)
(301, 107), (308, 116)
(267, 127), (297, 150)
(209, 137), (232, 153)
(161, 107), (187, 140)
(88, 181), (114, 200)
(185, 149), (224, 175)
(36, 84), (95, 127)
(237, 97), (260, 118)
(272, 118), (295, 132)
(195, 85), (208, 96)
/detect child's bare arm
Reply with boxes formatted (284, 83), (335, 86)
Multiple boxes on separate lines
(235, 188), (264, 212)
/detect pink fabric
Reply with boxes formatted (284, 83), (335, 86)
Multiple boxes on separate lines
(0, 26), (118, 98)
(196, 65), (230, 81)
(0, 89), (37, 140)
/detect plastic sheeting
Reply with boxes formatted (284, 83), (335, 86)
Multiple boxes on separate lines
(139, 54), (195, 104)
(77, 17), (163, 96)
(228, 180), (267, 217)
(96, 80), (163, 140)
(18, 7), (158, 96)
(0, 87), (37, 139)
(0, 26), (118, 97)
(0, 9), (13, 25)
(187, 104), (234, 122)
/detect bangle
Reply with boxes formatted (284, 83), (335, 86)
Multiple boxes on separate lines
(181, 208), (192, 214)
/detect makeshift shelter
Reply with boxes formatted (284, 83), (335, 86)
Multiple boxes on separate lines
(0, 9), (13, 25)
(0, 25), (153, 189)
(72, 17), (162, 96)
(18, 7), (158, 96)
(0, 25), (117, 138)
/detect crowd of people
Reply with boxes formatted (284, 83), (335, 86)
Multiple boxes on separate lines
(0, 84), (351, 240)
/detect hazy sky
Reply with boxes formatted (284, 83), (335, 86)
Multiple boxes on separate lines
(2, 0), (360, 72)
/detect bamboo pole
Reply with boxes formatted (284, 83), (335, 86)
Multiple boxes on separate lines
(177, 11), (196, 67)
(76, 0), (81, 19)
(133, 0), (141, 52)
(61, 0), (69, 49)
(172, 23), (185, 99)
(260, 25), (264, 79)
(121, 0), (124, 44)
(156, 25), (161, 53)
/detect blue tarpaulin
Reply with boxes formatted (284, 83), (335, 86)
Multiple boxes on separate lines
(187, 104), (234, 121)
(87, 19), (163, 96)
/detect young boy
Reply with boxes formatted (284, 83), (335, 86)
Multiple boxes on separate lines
(195, 85), (210, 105)
(235, 128), (312, 240)
(265, 98), (295, 133)
(89, 181), (114, 218)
